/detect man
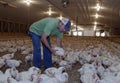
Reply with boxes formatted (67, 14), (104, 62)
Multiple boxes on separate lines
(28, 17), (71, 69)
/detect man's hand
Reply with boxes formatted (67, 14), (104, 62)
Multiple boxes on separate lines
(50, 48), (57, 56)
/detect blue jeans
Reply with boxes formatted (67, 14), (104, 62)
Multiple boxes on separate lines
(28, 31), (52, 68)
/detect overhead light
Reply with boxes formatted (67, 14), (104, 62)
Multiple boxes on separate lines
(94, 22), (97, 25)
(24, 0), (32, 5)
(48, 7), (52, 16)
(71, 22), (73, 26)
(44, 7), (56, 16)
(59, 15), (63, 20)
(95, 13), (99, 18)
(96, 3), (101, 11)
(94, 25), (96, 31)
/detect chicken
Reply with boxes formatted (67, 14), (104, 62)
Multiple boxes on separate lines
(6, 59), (22, 68)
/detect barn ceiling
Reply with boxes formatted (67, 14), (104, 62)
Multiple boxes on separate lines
(0, 0), (120, 32)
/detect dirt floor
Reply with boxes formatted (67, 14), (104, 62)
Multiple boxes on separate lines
(0, 51), (82, 83)
(67, 62), (82, 83)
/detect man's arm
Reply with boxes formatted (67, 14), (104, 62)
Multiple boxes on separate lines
(41, 32), (56, 55)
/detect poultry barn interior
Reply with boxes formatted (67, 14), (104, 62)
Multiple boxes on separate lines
(0, 0), (120, 83)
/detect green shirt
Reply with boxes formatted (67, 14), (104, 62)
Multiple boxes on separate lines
(29, 17), (63, 38)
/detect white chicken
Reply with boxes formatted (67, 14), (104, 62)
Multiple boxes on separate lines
(28, 66), (41, 75)
(7, 77), (33, 83)
(2, 53), (14, 60)
(5, 67), (19, 78)
(55, 72), (68, 83)
(44, 67), (57, 77)
(59, 60), (72, 70)
(25, 54), (33, 65)
(0, 74), (10, 83)
(40, 74), (60, 83)
(6, 59), (22, 68)
(0, 70), (3, 74)
(0, 58), (5, 68)
(54, 47), (65, 56)
(16, 71), (33, 81)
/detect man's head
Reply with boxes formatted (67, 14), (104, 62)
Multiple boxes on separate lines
(58, 18), (71, 32)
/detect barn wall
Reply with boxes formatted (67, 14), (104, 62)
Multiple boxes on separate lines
(0, 18), (29, 33)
